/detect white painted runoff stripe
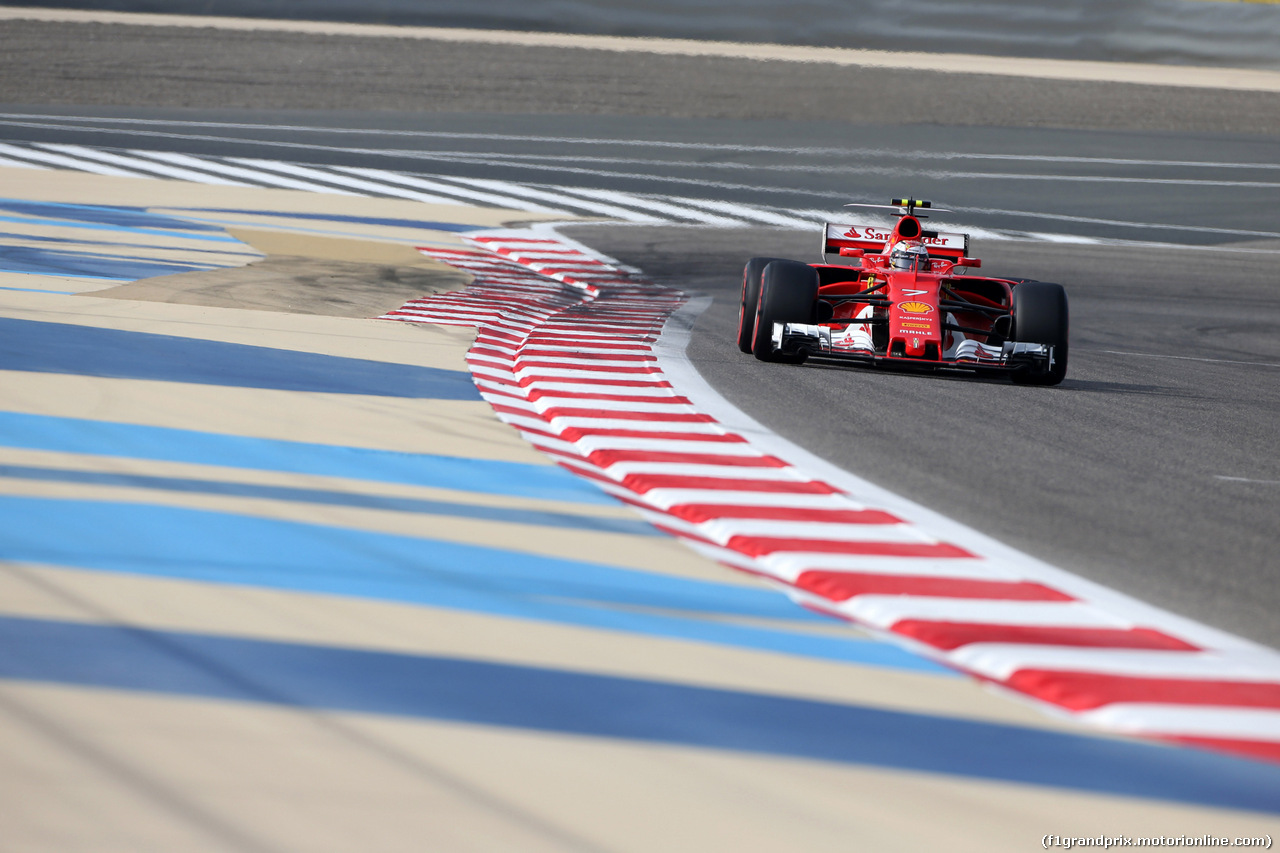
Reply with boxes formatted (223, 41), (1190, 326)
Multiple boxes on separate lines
(0, 142), (143, 177)
(36, 143), (255, 186)
(0, 154), (41, 170)
(440, 177), (664, 222)
(546, 186), (740, 226)
(5, 141), (1278, 245)
(0, 141), (746, 224)
(333, 167), (572, 213)
(119, 149), (366, 194)
(223, 158), (421, 199)
(1080, 706), (1280, 741)
(376, 225), (1280, 766)
(671, 197), (817, 229)
(951, 645), (1280, 681)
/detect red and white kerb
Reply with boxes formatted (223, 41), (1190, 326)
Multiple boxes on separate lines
(381, 232), (1280, 766)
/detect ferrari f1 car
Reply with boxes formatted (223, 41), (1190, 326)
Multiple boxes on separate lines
(737, 199), (1068, 385)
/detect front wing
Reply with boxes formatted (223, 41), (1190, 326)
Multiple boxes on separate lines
(774, 322), (1058, 376)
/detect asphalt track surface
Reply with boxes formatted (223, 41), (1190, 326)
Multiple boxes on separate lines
(11, 0), (1280, 70)
(572, 227), (1280, 649)
(1, 17), (1276, 647)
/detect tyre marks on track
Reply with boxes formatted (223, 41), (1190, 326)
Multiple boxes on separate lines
(380, 229), (1280, 768)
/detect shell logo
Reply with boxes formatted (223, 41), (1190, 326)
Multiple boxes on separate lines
(899, 301), (933, 314)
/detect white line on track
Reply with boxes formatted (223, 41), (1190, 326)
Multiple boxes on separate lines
(1216, 476), (1280, 485)
(1100, 350), (1280, 368)
(928, 173), (1280, 189)
(4, 114), (1279, 173)
(332, 149), (1280, 188)
(651, 291), (1273, 654)
(957, 206), (1280, 240)
(195, 143), (1280, 190)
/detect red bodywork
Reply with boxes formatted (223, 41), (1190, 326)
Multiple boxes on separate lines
(816, 213), (1014, 365)
(744, 200), (1067, 384)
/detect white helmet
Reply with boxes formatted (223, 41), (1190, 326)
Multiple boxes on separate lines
(890, 240), (929, 271)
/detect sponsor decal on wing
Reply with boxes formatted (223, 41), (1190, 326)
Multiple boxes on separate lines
(843, 226), (893, 242)
(829, 224), (966, 251)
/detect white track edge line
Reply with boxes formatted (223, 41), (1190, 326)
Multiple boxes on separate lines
(642, 277), (1280, 661)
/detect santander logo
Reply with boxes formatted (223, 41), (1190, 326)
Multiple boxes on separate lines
(844, 226), (894, 242)
(840, 226), (959, 248)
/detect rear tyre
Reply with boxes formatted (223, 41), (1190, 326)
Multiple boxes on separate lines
(752, 260), (819, 363)
(1010, 282), (1069, 386)
(737, 257), (786, 353)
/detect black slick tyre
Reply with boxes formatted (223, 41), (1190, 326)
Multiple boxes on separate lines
(737, 257), (786, 353)
(752, 260), (819, 363)
(1010, 281), (1069, 386)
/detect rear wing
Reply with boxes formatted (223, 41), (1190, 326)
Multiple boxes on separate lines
(822, 222), (970, 264)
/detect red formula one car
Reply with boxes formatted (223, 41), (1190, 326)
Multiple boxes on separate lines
(737, 199), (1068, 385)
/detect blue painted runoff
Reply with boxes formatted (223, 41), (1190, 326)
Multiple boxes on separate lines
(0, 246), (218, 280)
(0, 284), (82, 294)
(0, 411), (610, 504)
(0, 230), (259, 258)
(1, 615), (1277, 813)
(0, 496), (939, 671)
(0, 213), (239, 244)
(0, 198), (230, 235)
(0, 464), (658, 536)
(0, 317), (482, 399)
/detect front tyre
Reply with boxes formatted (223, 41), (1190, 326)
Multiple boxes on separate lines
(752, 260), (819, 363)
(737, 256), (787, 353)
(1010, 281), (1069, 386)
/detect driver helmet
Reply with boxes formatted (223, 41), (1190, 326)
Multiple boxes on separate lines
(890, 240), (929, 271)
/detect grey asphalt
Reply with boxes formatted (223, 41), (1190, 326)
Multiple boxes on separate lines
(9, 0), (1280, 69)
(3, 19), (1280, 135)
(563, 224), (1280, 647)
(2, 17), (1277, 645)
